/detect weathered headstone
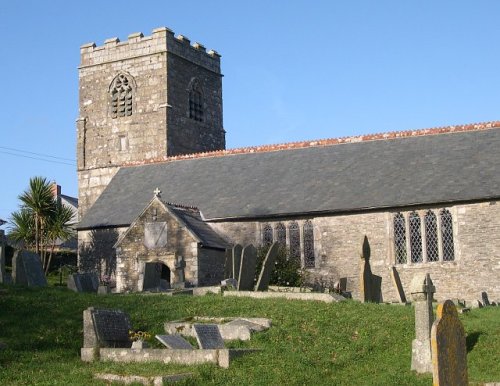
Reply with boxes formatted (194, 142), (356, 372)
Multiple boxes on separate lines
(238, 244), (257, 291)
(12, 250), (47, 287)
(68, 272), (99, 293)
(155, 334), (194, 350)
(231, 244), (243, 280)
(255, 242), (279, 291)
(481, 291), (490, 306)
(193, 324), (225, 349)
(390, 266), (407, 303)
(0, 230), (5, 284)
(410, 273), (435, 373)
(224, 248), (232, 278)
(144, 222), (168, 249)
(90, 308), (132, 348)
(431, 300), (468, 386)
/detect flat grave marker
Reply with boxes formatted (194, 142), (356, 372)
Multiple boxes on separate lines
(156, 334), (194, 350)
(193, 324), (225, 349)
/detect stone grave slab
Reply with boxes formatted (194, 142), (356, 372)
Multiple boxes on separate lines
(144, 222), (168, 249)
(431, 300), (468, 386)
(12, 250), (47, 287)
(91, 308), (132, 348)
(231, 244), (243, 280)
(481, 291), (490, 306)
(193, 324), (225, 349)
(255, 242), (279, 291)
(238, 244), (257, 291)
(155, 334), (194, 350)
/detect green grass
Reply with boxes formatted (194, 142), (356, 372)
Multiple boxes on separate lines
(0, 285), (498, 385)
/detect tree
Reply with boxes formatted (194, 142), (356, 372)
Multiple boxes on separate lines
(9, 208), (36, 249)
(44, 202), (75, 274)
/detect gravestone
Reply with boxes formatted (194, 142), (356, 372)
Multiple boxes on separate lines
(410, 273), (435, 373)
(481, 291), (490, 306)
(390, 266), (407, 303)
(231, 244), (243, 280)
(90, 308), (133, 348)
(144, 222), (168, 249)
(12, 250), (47, 287)
(193, 324), (225, 349)
(173, 255), (186, 289)
(238, 244), (257, 291)
(431, 300), (468, 386)
(155, 334), (194, 350)
(255, 242), (279, 291)
(0, 230), (5, 284)
(68, 272), (99, 293)
(224, 248), (232, 278)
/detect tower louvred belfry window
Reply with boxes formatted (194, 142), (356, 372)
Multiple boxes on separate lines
(111, 74), (133, 118)
(189, 80), (204, 122)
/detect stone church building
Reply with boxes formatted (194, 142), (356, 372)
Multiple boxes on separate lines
(77, 28), (500, 303)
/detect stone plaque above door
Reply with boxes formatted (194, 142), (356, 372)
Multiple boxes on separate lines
(144, 222), (168, 249)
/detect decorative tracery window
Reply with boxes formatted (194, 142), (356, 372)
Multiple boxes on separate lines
(111, 74), (133, 118)
(263, 223), (273, 246)
(303, 220), (315, 268)
(393, 213), (407, 264)
(189, 80), (203, 122)
(289, 221), (300, 261)
(275, 223), (286, 246)
(440, 209), (455, 261)
(424, 210), (439, 262)
(409, 212), (423, 263)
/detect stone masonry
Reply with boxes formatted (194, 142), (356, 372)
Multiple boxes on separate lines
(77, 27), (225, 218)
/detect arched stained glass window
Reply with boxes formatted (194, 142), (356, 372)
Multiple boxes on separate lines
(424, 210), (439, 262)
(409, 211), (423, 263)
(440, 209), (455, 261)
(289, 221), (300, 261)
(303, 220), (315, 268)
(111, 74), (133, 118)
(263, 223), (273, 246)
(394, 213), (407, 264)
(189, 80), (203, 122)
(275, 223), (286, 246)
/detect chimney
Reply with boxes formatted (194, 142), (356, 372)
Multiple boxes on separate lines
(51, 182), (61, 199)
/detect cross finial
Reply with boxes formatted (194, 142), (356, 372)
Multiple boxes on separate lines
(153, 187), (161, 197)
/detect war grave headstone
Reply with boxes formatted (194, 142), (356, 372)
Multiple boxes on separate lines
(410, 273), (435, 374)
(255, 242), (279, 291)
(238, 244), (257, 291)
(431, 300), (468, 386)
(231, 244), (243, 280)
(0, 230), (6, 284)
(193, 324), (225, 349)
(12, 250), (47, 287)
(481, 291), (490, 306)
(390, 266), (407, 303)
(90, 308), (132, 348)
(156, 334), (194, 350)
(144, 222), (168, 249)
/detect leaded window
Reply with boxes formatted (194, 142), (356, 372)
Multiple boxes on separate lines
(289, 221), (300, 261)
(303, 220), (315, 268)
(424, 210), (439, 262)
(409, 212), (423, 263)
(276, 223), (286, 246)
(111, 74), (133, 118)
(189, 80), (203, 122)
(440, 209), (455, 261)
(263, 223), (273, 246)
(394, 213), (407, 264)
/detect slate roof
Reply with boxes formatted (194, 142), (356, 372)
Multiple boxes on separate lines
(78, 126), (500, 229)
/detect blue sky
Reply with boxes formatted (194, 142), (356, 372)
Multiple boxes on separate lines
(1, 1), (500, 222)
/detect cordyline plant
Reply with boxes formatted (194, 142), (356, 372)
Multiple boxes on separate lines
(8, 176), (75, 274)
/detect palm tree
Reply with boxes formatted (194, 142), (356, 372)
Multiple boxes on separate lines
(18, 177), (54, 255)
(9, 208), (36, 249)
(44, 202), (75, 274)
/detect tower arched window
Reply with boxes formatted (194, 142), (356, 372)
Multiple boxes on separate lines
(393, 213), (407, 264)
(263, 223), (273, 246)
(409, 212), (422, 263)
(275, 223), (286, 247)
(440, 209), (455, 261)
(424, 210), (439, 262)
(303, 220), (315, 268)
(289, 221), (300, 261)
(110, 74), (133, 118)
(189, 80), (203, 122)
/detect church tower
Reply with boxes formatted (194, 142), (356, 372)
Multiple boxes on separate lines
(77, 27), (225, 217)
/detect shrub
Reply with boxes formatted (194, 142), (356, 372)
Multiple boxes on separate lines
(255, 244), (306, 287)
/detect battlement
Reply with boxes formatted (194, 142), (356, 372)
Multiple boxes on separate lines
(79, 27), (221, 73)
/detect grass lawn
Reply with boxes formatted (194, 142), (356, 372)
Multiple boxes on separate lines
(0, 284), (499, 385)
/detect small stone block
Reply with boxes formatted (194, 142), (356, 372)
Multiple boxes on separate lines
(155, 335), (193, 350)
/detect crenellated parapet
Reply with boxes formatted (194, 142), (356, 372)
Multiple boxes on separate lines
(80, 27), (221, 74)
